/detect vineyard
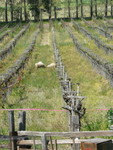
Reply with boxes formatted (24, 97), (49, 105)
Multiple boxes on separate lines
(1, 14), (113, 149)
(0, 0), (113, 145)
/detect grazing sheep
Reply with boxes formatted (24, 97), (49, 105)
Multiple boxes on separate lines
(35, 61), (46, 68)
(47, 63), (56, 68)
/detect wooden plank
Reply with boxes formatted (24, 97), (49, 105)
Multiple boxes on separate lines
(17, 139), (104, 145)
(0, 144), (10, 149)
(18, 130), (113, 138)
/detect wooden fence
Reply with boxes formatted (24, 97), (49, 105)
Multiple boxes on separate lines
(1, 110), (113, 150)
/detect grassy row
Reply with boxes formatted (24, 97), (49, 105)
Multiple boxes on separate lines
(0, 23), (25, 50)
(55, 21), (113, 131)
(0, 23), (38, 74)
(79, 20), (113, 45)
(69, 22), (113, 63)
(0, 23), (68, 134)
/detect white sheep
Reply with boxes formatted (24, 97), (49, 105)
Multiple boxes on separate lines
(35, 61), (46, 68)
(47, 63), (56, 68)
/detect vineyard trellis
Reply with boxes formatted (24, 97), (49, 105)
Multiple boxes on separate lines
(52, 23), (86, 134)
(1, 110), (113, 150)
(72, 20), (113, 54)
(61, 20), (113, 88)
(82, 18), (113, 39)
(0, 25), (39, 106)
(0, 23), (29, 60)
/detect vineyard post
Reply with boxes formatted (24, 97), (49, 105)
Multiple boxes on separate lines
(5, 0), (8, 22)
(111, 0), (113, 17)
(80, 0), (83, 18)
(76, 0), (79, 19)
(8, 110), (17, 150)
(105, 0), (108, 17)
(94, 0), (97, 17)
(68, 0), (71, 18)
(18, 111), (26, 131)
(90, 0), (93, 18)
(41, 134), (48, 150)
(54, 6), (57, 20)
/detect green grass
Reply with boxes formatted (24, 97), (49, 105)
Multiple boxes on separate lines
(0, 23), (25, 49)
(0, 23), (68, 134)
(55, 21), (113, 131)
(0, 23), (37, 74)
(69, 22), (113, 63)
(79, 20), (113, 45)
(1, 20), (113, 136)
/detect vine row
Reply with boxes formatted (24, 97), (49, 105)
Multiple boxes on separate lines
(62, 21), (113, 87)
(0, 24), (30, 60)
(72, 20), (113, 54)
(0, 28), (39, 88)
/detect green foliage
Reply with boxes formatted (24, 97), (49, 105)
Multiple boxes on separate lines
(107, 108), (113, 128)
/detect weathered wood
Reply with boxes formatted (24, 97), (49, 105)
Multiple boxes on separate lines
(76, 0), (79, 18)
(5, 0), (8, 22)
(0, 144), (10, 149)
(18, 130), (113, 138)
(18, 111), (26, 131)
(105, 0), (108, 17)
(41, 134), (48, 150)
(50, 136), (54, 150)
(8, 111), (15, 133)
(55, 140), (57, 150)
(8, 111), (17, 150)
(18, 139), (86, 145)
(68, 0), (71, 18)
(90, 0), (93, 18)
(33, 137), (36, 150)
(80, 0), (83, 17)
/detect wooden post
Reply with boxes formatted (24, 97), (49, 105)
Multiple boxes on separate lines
(80, 0), (83, 18)
(68, 0), (71, 18)
(41, 134), (48, 150)
(8, 111), (17, 150)
(55, 140), (58, 150)
(90, 0), (93, 18)
(76, 0), (79, 19)
(18, 111), (26, 131)
(20, 0), (23, 21)
(111, 0), (113, 17)
(94, 0), (97, 17)
(105, 0), (108, 17)
(50, 136), (54, 150)
(9, 0), (13, 22)
(54, 6), (57, 20)
(9, 111), (15, 134)
(24, 0), (27, 21)
(5, 0), (8, 22)
(49, 0), (52, 20)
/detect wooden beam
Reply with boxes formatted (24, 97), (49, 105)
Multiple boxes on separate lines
(18, 139), (86, 146)
(18, 130), (113, 138)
